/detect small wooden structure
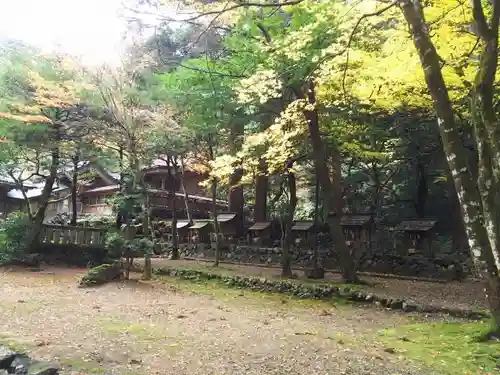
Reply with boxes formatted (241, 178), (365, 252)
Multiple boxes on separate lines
(247, 222), (272, 246)
(176, 220), (191, 243)
(216, 213), (239, 239)
(340, 214), (373, 244)
(291, 220), (315, 247)
(395, 219), (437, 256)
(188, 220), (211, 244)
(41, 224), (106, 247)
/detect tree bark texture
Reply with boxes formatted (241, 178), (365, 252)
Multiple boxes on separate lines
(228, 168), (244, 236)
(212, 178), (221, 267)
(300, 81), (358, 282)
(180, 156), (192, 223)
(167, 158), (180, 260)
(281, 170), (297, 277)
(400, 0), (500, 329)
(27, 145), (60, 251)
(228, 124), (244, 236)
(70, 152), (79, 226)
(254, 159), (268, 222)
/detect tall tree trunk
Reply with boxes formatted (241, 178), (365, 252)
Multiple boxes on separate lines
(415, 160), (428, 218)
(400, 0), (500, 330)
(208, 139), (221, 267)
(228, 124), (244, 236)
(254, 159), (268, 222)
(446, 169), (469, 257)
(300, 81), (358, 282)
(470, 0), (500, 273)
(27, 147), (59, 251)
(212, 178), (221, 267)
(312, 175), (320, 269)
(116, 145), (125, 229)
(143, 194), (152, 280)
(228, 168), (244, 236)
(180, 156), (192, 223)
(168, 157), (180, 260)
(70, 151), (79, 226)
(281, 170), (297, 277)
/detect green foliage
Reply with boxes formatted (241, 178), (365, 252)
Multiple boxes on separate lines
(104, 231), (153, 260)
(380, 321), (500, 375)
(104, 231), (128, 259)
(0, 212), (30, 264)
(107, 192), (142, 217)
(79, 263), (123, 287)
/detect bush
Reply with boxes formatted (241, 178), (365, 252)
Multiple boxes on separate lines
(79, 262), (123, 287)
(104, 231), (127, 259)
(0, 212), (31, 264)
(104, 230), (154, 279)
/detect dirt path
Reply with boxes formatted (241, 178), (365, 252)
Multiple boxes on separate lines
(0, 268), (437, 375)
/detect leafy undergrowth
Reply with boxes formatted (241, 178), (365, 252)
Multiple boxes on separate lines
(380, 320), (500, 375)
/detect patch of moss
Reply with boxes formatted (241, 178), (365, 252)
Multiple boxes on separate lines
(149, 262), (361, 290)
(79, 263), (122, 287)
(157, 274), (351, 312)
(154, 266), (351, 300)
(60, 358), (109, 374)
(152, 266), (489, 320)
(379, 320), (500, 375)
(100, 320), (160, 339)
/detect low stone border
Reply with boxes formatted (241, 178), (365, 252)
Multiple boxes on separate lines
(153, 266), (489, 321)
(0, 346), (59, 375)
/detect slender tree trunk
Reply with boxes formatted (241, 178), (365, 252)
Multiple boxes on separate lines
(254, 159), (268, 222)
(168, 158), (180, 260)
(446, 169), (469, 257)
(470, 0), (500, 273)
(116, 145), (125, 229)
(180, 156), (192, 223)
(228, 169), (244, 236)
(70, 151), (79, 226)
(143, 194), (152, 280)
(212, 178), (221, 267)
(415, 160), (428, 218)
(312, 175), (320, 269)
(228, 124), (244, 236)
(281, 170), (297, 277)
(401, 0), (500, 330)
(300, 81), (358, 282)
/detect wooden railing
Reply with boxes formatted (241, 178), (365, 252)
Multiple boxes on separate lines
(41, 224), (107, 247)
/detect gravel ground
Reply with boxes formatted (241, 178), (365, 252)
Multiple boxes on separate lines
(149, 259), (486, 311)
(0, 267), (438, 375)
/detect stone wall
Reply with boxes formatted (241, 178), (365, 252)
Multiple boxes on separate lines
(159, 242), (472, 280)
(35, 243), (109, 267)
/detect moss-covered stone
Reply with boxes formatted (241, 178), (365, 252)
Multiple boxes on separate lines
(79, 263), (123, 287)
(153, 266), (490, 320)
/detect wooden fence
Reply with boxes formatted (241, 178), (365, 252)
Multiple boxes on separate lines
(41, 224), (107, 247)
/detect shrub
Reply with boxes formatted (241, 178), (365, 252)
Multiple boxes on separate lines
(104, 230), (153, 279)
(0, 212), (31, 264)
(79, 262), (123, 287)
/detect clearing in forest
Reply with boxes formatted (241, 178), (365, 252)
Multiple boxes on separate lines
(0, 267), (495, 375)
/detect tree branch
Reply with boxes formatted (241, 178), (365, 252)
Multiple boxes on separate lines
(471, 0), (491, 40)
